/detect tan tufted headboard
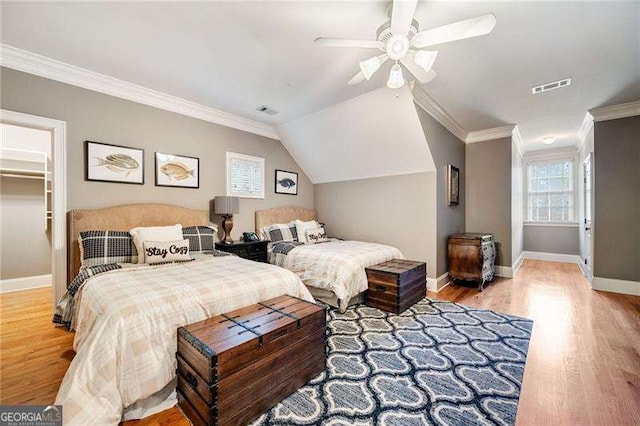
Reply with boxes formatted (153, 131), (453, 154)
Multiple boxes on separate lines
(255, 207), (317, 239)
(68, 203), (209, 284)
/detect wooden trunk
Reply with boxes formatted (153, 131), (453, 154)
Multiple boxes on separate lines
(448, 233), (495, 291)
(365, 259), (427, 314)
(177, 295), (326, 426)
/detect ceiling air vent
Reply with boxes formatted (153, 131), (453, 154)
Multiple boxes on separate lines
(531, 78), (571, 94)
(256, 105), (279, 115)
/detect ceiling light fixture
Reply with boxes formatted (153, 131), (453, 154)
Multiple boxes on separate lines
(413, 50), (438, 73)
(359, 54), (388, 80)
(542, 137), (556, 145)
(387, 63), (405, 89)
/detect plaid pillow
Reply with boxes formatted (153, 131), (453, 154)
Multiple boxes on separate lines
(263, 223), (298, 243)
(182, 226), (217, 253)
(78, 231), (138, 267)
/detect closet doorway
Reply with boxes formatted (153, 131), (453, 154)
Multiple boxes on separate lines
(0, 110), (67, 309)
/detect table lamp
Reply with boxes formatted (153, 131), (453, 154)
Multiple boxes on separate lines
(213, 196), (239, 244)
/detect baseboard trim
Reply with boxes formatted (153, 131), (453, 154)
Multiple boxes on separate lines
(592, 277), (640, 296)
(512, 252), (525, 276)
(426, 277), (436, 292)
(495, 265), (513, 278)
(0, 274), (52, 293)
(523, 251), (582, 264)
(436, 272), (450, 292)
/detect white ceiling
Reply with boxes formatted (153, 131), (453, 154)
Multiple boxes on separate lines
(1, 1), (639, 153)
(278, 85), (435, 183)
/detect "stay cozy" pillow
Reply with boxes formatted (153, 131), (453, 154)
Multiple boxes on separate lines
(143, 239), (190, 264)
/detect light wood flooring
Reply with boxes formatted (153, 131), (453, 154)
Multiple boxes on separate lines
(1, 260), (638, 425)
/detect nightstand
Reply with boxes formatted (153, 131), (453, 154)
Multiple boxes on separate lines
(215, 240), (269, 263)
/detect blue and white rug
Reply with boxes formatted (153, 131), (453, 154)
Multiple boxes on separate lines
(254, 298), (533, 426)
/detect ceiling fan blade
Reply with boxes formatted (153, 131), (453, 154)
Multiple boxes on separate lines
(412, 13), (497, 48)
(315, 37), (384, 49)
(400, 52), (437, 84)
(391, 0), (419, 36)
(347, 72), (365, 86)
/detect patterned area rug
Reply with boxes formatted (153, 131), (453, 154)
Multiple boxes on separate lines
(253, 298), (533, 426)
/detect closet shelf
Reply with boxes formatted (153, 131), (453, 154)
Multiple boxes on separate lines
(0, 148), (52, 230)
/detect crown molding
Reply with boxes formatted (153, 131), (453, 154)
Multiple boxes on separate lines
(411, 84), (467, 142)
(511, 125), (523, 156)
(0, 44), (280, 140)
(589, 100), (640, 122)
(465, 124), (516, 144)
(577, 112), (594, 152)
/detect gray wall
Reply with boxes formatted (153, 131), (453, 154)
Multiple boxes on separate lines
(593, 116), (640, 282)
(0, 177), (52, 279)
(465, 138), (512, 266)
(314, 172), (438, 279)
(0, 68), (313, 243)
(523, 226), (580, 255)
(414, 104), (466, 278)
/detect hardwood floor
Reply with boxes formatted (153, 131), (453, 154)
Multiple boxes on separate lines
(1, 260), (638, 425)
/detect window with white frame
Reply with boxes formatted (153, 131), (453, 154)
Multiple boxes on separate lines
(527, 158), (574, 222)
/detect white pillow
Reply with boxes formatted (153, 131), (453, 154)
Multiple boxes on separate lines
(305, 227), (328, 244)
(130, 224), (183, 264)
(294, 219), (320, 243)
(143, 239), (190, 264)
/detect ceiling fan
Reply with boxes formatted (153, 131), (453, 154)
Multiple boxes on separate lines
(315, 0), (497, 89)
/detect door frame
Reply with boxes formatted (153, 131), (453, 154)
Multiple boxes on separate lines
(1, 110), (67, 308)
(582, 152), (594, 283)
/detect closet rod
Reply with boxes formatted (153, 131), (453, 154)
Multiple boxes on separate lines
(0, 173), (45, 180)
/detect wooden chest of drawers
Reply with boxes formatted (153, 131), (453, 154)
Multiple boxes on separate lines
(448, 233), (495, 291)
(365, 259), (427, 314)
(177, 295), (326, 426)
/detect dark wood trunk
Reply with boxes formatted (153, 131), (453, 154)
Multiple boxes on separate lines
(365, 259), (427, 314)
(177, 295), (326, 426)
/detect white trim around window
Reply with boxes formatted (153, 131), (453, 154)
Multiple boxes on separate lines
(524, 152), (579, 224)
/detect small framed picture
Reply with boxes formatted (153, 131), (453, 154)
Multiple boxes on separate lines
(155, 152), (199, 188)
(275, 169), (298, 195)
(447, 164), (460, 206)
(85, 141), (144, 184)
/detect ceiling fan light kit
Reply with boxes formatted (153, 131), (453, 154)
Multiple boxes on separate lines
(359, 54), (387, 80)
(413, 50), (438, 73)
(315, 0), (497, 90)
(387, 63), (405, 89)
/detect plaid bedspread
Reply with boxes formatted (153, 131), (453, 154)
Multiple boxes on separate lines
(54, 255), (313, 425)
(270, 240), (403, 311)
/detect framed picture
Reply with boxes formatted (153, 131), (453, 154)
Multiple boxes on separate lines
(447, 164), (460, 206)
(275, 169), (298, 195)
(226, 152), (265, 199)
(155, 152), (199, 188)
(85, 141), (144, 184)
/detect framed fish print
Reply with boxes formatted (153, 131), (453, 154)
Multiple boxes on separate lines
(155, 152), (199, 188)
(85, 141), (144, 184)
(275, 169), (298, 195)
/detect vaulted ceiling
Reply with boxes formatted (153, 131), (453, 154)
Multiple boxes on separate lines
(2, 1), (639, 155)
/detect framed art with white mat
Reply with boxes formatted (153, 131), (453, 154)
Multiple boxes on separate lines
(85, 140), (144, 184)
(275, 169), (298, 195)
(155, 152), (199, 188)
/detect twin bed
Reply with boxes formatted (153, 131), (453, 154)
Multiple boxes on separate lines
(55, 203), (403, 425)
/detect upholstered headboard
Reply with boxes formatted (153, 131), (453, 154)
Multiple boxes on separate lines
(67, 203), (209, 284)
(255, 207), (317, 239)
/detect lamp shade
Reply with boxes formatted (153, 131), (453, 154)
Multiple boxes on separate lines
(387, 63), (405, 89)
(359, 55), (383, 80)
(213, 196), (239, 215)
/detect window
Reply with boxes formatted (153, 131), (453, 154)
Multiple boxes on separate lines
(226, 152), (265, 199)
(527, 158), (574, 222)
